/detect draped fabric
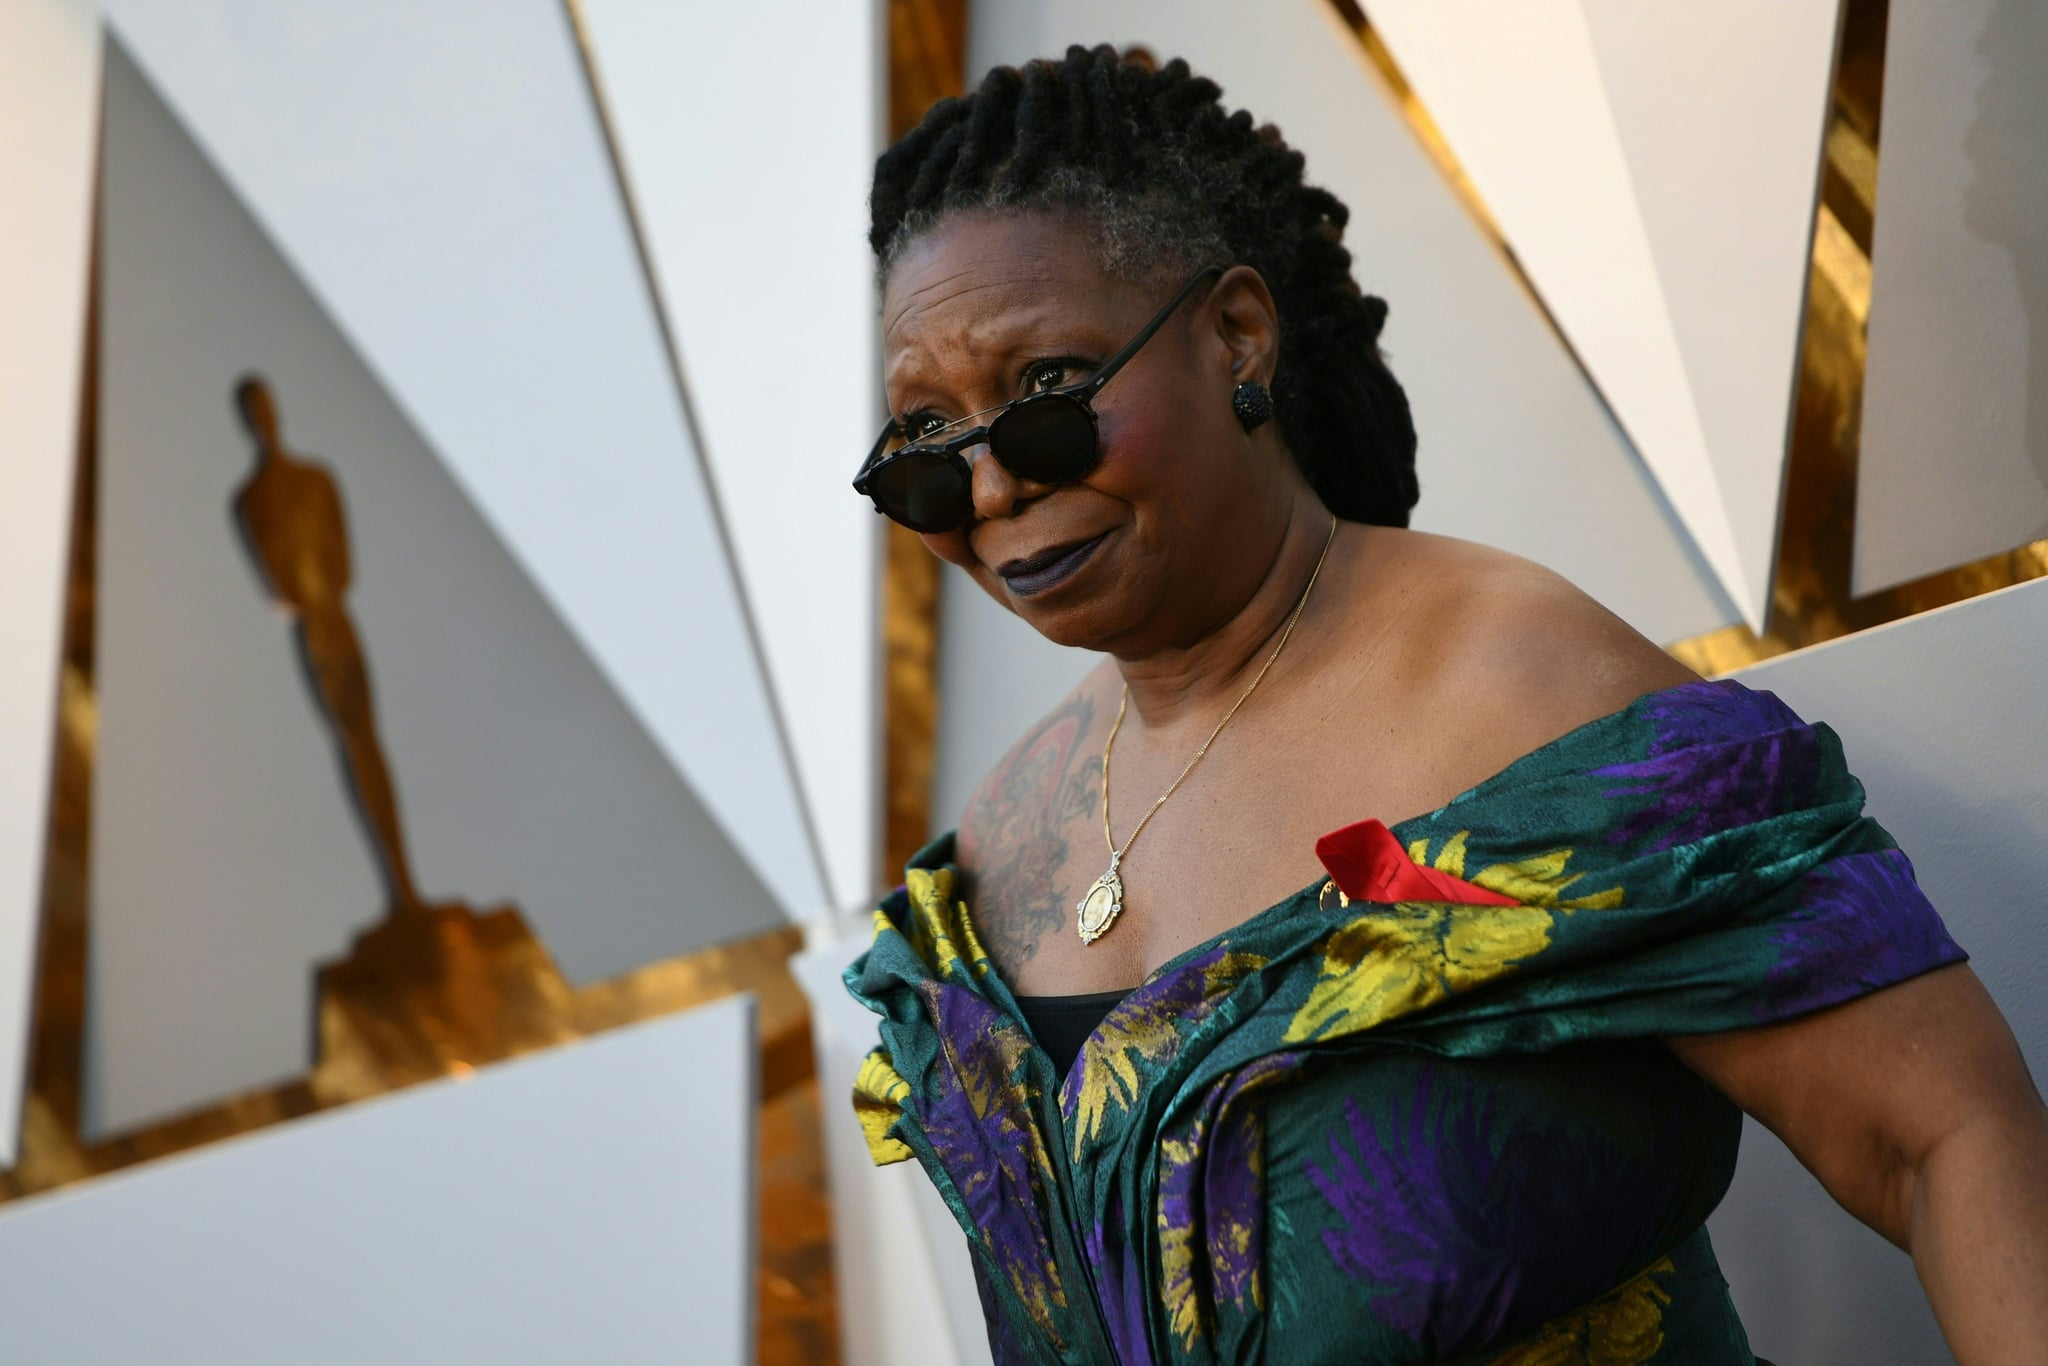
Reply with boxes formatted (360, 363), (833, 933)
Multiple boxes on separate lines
(846, 681), (1964, 1363)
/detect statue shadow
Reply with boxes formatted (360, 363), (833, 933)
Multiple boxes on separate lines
(1961, 0), (2048, 503)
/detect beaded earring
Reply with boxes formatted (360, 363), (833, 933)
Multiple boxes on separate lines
(1232, 380), (1273, 431)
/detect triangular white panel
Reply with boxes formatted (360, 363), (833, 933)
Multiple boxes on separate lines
(1365, 0), (1754, 624)
(1854, 0), (2048, 594)
(90, 39), (782, 1134)
(576, 0), (885, 914)
(0, 1001), (756, 1366)
(91, 34), (377, 1135)
(101, 0), (828, 916)
(0, 0), (100, 1168)
(1579, 0), (1842, 634)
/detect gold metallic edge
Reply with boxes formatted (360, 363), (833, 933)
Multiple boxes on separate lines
(877, 0), (964, 885)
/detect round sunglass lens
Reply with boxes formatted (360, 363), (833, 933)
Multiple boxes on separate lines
(990, 397), (1098, 483)
(870, 452), (973, 532)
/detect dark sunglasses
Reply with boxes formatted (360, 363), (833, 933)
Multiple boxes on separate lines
(853, 264), (1225, 533)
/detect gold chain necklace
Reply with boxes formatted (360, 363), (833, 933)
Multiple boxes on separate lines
(1076, 514), (1339, 945)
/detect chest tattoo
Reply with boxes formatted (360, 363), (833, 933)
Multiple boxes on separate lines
(962, 692), (1101, 973)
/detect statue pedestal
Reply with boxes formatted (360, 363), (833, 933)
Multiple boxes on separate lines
(312, 903), (577, 1105)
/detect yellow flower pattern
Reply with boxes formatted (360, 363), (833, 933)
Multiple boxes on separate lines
(1284, 903), (1554, 1043)
(899, 866), (998, 982)
(1154, 1052), (1293, 1351)
(1286, 835), (1628, 1043)
(1487, 1256), (1674, 1365)
(853, 1049), (913, 1165)
(1408, 831), (1627, 912)
(1065, 949), (1265, 1162)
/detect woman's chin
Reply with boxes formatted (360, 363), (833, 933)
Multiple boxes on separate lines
(1006, 586), (1144, 653)
(1014, 611), (1102, 651)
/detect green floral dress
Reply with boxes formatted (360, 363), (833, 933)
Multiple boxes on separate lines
(847, 681), (1963, 1363)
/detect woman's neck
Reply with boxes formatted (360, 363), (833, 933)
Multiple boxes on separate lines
(1112, 498), (1340, 736)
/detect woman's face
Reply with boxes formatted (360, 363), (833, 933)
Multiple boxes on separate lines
(880, 210), (1300, 654)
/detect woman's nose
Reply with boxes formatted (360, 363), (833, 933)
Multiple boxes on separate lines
(966, 441), (1056, 521)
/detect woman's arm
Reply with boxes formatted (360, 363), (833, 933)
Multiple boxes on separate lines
(1446, 554), (2048, 1355)
(1670, 965), (2048, 1363)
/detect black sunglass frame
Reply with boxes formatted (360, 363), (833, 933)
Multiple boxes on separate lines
(852, 264), (1226, 532)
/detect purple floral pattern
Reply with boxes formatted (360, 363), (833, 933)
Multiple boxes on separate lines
(1307, 1067), (1674, 1357)
(1153, 1051), (1299, 1350)
(1759, 848), (1965, 1018)
(1085, 1187), (1156, 1366)
(1593, 681), (1818, 852)
(918, 980), (1068, 1338)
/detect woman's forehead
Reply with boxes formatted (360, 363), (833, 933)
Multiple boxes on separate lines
(884, 214), (1125, 323)
(883, 273), (1102, 374)
(881, 216), (1148, 378)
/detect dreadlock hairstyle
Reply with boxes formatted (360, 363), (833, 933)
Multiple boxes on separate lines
(871, 44), (1420, 526)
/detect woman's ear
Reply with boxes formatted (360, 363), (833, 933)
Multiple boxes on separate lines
(1209, 265), (1281, 387)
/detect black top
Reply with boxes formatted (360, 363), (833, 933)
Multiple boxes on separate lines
(1013, 988), (1133, 1083)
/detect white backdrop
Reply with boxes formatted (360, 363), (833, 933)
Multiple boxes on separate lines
(577, 0), (887, 916)
(0, 998), (758, 1366)
(1855, 0), (2048, 593)
(1367, 0), (1843, 629)
(0, 0), (101, 1168)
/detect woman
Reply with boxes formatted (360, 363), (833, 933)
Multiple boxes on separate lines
(846, 46), (2048, 1364)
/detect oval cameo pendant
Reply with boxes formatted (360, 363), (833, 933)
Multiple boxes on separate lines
(1077, 861), (1125, 945)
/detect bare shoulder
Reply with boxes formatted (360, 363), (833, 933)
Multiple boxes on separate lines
(953, 660), (1119, 970)
(1361, 530), (1700, 776)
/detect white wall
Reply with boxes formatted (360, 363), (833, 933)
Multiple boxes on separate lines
(1711, 575), (2048, 1363)
(1854, 0), (2048, 593)
(0, 997), (757, 1366)
(103, 0), (829, 917)
(0, 0), (101, 1167)
(1365, 0), (1747, 620)
(576, 0), (887, 915)
(1367, 0), (1843, 629)
(1576, 0), (1841, 629)
(89, 41), (780, 1136)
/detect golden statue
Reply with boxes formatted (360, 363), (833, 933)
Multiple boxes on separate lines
(231, 376), (574, 1090)
(233, 377), (424, 912)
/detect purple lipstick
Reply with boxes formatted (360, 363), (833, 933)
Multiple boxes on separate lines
(997, 533), (1107, 596)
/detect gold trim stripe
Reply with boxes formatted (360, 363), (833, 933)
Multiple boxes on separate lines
(877, 0), (964, 886)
